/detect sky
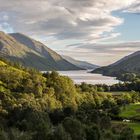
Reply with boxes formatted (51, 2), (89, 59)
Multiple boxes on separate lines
(0, 0), (140, 66)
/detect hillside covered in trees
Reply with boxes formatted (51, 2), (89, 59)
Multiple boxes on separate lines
(0, 58), (140, 140)
(92, 51), (140, 79)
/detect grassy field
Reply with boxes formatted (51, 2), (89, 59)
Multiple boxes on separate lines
(112, 121), (140, 135)
(114, 103), (140, 135)
(120, 103), (140, 118)
(103, 93), (140, 134)
(110, 91), (129, 96)
(99, 91), (130, 96)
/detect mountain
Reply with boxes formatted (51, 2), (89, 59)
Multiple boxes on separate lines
(0, 31), (81, 71)
(92, 51), (140, 76)
(62, 55), (99, 70)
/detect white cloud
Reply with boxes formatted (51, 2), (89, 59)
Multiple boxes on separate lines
(0, 0), (136, 41)
(124, 0), (140, 13)
(0, 0), (139, 65)
(57, 41), (140, 65)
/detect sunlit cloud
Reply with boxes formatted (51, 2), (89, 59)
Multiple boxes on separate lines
(0, 0), (140, 65)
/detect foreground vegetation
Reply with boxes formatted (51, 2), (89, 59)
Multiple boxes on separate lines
(120, 103), (140, 119)
(112, 121), (140, 135)
(0, 58), (140, 140)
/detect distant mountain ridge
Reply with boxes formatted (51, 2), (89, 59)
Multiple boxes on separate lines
(0, 31), (81, 71)
(62, 55), (99, 70)
(92, 51), (140, 76)
(111, 51), (140, 66)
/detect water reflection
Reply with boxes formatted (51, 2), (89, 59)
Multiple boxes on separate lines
(58, 70), (120, 85)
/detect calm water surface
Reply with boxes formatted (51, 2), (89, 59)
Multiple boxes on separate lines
(58, 70), (119, 85)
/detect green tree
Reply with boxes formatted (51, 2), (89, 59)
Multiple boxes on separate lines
(100, 115), (111, 130)
(50, 124), (71, 140)
(85, 124), (101, 140)
(119, 127), (135, 140)
(63, 117), (85, 140)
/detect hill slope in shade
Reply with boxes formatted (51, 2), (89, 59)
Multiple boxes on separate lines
(92, 51), (140, 76)
(62, 55), (99, 70)
(0, 31), (81, 71)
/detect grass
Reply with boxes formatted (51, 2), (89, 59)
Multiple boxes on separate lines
(127, 122), (140, 135)
(112, 121), (140, 135)
(99, 91), (130, 96)
(110, 92), (130, 96)
(120, 103), (140, 118)
(114, 103), (140, 135)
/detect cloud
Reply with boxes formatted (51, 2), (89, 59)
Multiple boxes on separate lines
(0, 0), (136, 41)
(0, 0), (139, 65)
(57, 41), (140, 65)
(124, 0), (140, 13)
(76, 41), (140, 52)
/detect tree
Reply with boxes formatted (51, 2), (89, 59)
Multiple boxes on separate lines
(50, 124), (71, 140)
(49, 109), (64, 125)
(85, 124), (101, 140)
(63, 117), (85, 140)
(100, 115), (111, 130)
(109, 105), (120, 116)
(119, 127), (135, 140)
(0, 128), (32, 140)
(103, 131), (116, 140)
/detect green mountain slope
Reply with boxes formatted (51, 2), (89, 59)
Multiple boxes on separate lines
(62, 55), (99, 70)
(92, 51), (140, 76)
(0, 31), (81, 71)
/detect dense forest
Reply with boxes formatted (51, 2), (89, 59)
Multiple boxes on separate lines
(0, 58), (140, 140)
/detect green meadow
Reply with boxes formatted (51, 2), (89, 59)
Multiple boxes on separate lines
(120, 103), (140, 118)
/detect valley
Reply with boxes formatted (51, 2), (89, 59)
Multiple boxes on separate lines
(0, 0), (140, 139)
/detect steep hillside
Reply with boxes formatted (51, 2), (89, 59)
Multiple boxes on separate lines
(0, 31), (81, 71)
(92, 51), (140, 77)
(62, 55), (99, 70)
